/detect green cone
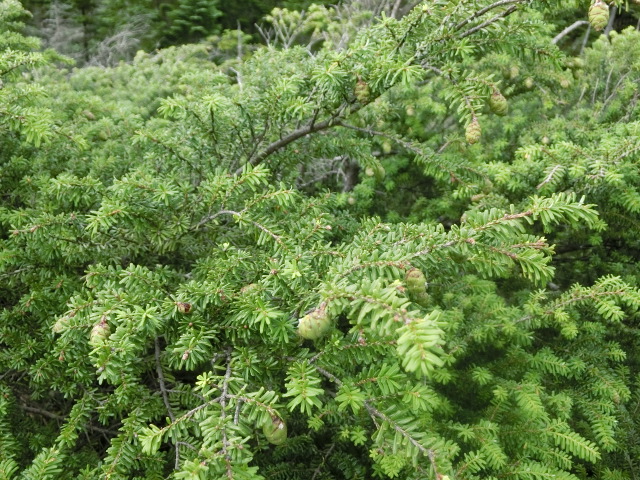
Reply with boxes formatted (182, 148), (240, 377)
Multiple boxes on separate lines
(90, 318), (111, 346)
(588, 1), (609, 31)
(465, 118), (481, 144)
(298, 306), (331, 340)
(411, 289), (431, 308)
(405, 268), (427, 294)
(263, 417), (287, 445)
(488, 91), (508, 116)
(355, 79), (371, 103)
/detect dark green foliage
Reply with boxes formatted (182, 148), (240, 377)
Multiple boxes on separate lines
(19, 0), (332, 64)
(2, 1), (640, 479)
(161, 0), (222, 46)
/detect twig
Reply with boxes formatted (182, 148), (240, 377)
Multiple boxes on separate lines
(20, 404), (119, 436)
(604, 6), (617, 35)
(155, 338), (179, 469)
(220, 350), (233, 479)
(454, 0), (523, 32)
(177, 441), (198, 451)
(458, 5), (519, 39)
(234, 399), (242, 425)
(602, 72), (631, 111)
(580, 24), (591, 56)
(536, 165), (563, 190)
(155, 339), (176, 422)
(552, 20), (589, 44)
(311, 443), (336, 480)
(422, 65), (477, 120)
(313, 365), (440, 475)
(194, 209), (284, 245)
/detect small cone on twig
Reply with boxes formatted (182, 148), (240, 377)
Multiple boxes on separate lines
(488, 90), (508, 116)
(588, 0), (609, 31)
(465, 118), (481, 144)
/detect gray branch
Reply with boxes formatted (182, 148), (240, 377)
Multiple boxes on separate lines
(553, 20), (589, 44)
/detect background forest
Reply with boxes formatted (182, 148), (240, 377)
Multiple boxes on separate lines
(1, 0), (640, 479)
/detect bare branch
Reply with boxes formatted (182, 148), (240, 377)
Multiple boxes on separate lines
(155, 338), (175, 422)
(220, 350), (233, 479)
(390, 0), (404, 19)
(311, 443), (336, 480)
(19, 404), (119, 436)
(239, 102), (354, 175)
(604, 6), (617, 35)
(155, 337), (180, 469)
(454, 0), (523, 32)
(458, 5), (519, 39)
(552, 20), (589, 44)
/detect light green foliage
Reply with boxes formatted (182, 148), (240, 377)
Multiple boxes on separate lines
(0, 0), (59, 147)
(2, 1), (640, 480)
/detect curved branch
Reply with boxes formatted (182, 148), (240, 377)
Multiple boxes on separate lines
(552, 20), (589, 44)
(458, 5), (519, 39)
(454, 0), (523, 32)
(19, 404), (119, 436)
(238, 102), (355, 175)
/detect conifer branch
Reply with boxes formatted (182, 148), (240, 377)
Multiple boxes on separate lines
(458, 5), (519, 39)
(220, 350), (233, 479)
(552, 20), (589, 44)
(313, 364), (440, 473)
(536, 165), (563, 190)
(194, 209), (284, 245)
(19, 404), (119, 436)
(239, 103), (352, 174)
(154, 338), (179, 468)
(336, 121), (484, 182)
(514, 289), (628, 325)
(454, 0), (523, 32)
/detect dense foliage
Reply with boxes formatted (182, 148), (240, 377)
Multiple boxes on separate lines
(19, 0), (336, 63)
(1, 0), (640, 479)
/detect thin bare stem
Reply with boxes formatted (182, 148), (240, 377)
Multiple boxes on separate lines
(19, 404), (119, 436)
(155, 338), (178, 468)
(220, 350), (233, 479)
(552, 20), (589, 44)
(311, 443), (336, 480)
(454, 0), (522, 32)
(458, 5), (519, 39)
